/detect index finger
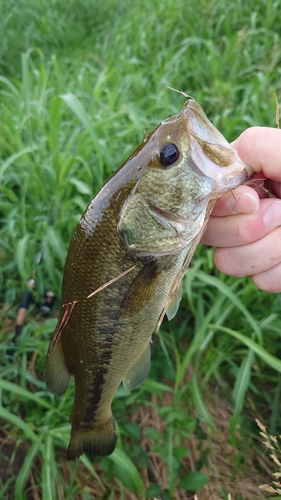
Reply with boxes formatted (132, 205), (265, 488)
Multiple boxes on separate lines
(231, 127), (281, 182)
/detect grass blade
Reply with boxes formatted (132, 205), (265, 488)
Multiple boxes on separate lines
(79, 455), (107, 491)
(15, 437), (42, 499)
(42, 432), (56, 500)
(59, 92), (103, 182)
(0, 379), (60, 412)
(232, 349), (254, 416)
(197, 271), (263, 343)
(0, 146), (38, 184)
(191, 373), (213, 427)
(109, 448), (145, 495)
(209, 324), (281, 373)
(0, 405), (39, 443)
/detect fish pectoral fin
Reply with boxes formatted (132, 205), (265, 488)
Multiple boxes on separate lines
(44, 338), (71, 395)
(67, 415), (116, 460)
(166, 280), (183, 321)
(121, 260), (159, 317)
(123, 343), (151, 391)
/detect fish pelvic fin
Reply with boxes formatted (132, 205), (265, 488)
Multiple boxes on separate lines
(67, 415), (116, 460)
(166, 280), (183, 321)
(123, 342), (151, 391)
(44, 338), (71, 395)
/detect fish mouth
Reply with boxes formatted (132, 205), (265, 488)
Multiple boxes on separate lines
(209, 160), (253, 198)
(183, 100), (232, 150)
(188, 130), (254, 192)
(183, 99), (254, 186)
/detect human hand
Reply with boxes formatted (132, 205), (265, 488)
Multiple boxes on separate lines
(201, 127), (281, 292)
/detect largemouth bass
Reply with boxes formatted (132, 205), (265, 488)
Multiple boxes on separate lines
(45, 99), (252, 460)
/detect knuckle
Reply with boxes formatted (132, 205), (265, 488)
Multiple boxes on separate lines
(269, 228), (281, 261)
(214, 248), (242, 277)
(234, 220), (254, 245)
(252, 270), (281, 293)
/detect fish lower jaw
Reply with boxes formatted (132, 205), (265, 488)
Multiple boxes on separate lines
(211, 169), (253, 198)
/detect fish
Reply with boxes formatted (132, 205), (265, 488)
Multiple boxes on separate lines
(44, 99), (252, 460)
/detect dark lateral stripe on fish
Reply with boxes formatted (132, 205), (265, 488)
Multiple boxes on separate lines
(70, 341), (116, 426)
(83, 357), (113, 423)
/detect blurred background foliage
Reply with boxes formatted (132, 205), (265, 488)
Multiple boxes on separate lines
(0, 0), (281, 498)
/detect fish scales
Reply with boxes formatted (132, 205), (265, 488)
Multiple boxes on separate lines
(45, 99), (252, 460)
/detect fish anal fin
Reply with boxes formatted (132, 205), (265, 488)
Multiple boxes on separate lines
(121, 261), (159, 316)
(166, 280), (183, 321)
(123, 343), (151, 391)
(44, 338), (71, 395)
(67, 414), (116, 460)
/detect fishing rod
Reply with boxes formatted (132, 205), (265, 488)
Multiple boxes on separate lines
(6, 252), (56, 359)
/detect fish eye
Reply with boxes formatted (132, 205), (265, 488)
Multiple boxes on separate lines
(159, 143), (180, 168)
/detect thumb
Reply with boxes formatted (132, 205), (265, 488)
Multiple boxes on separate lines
(231, 127), (281, 182)
(211, 185), (260, 217)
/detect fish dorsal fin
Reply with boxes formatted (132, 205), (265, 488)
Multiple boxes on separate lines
(44, 338), (71, 395)
(166, 280), (183, 321)
(123, 342), (151, 391)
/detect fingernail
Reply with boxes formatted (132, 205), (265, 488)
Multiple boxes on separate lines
(263, 201), (281, 229)
(225, 192), (259, 214)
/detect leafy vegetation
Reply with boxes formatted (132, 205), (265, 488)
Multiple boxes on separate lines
(0, 0), (281, 498)
(258, 419), (281, 496)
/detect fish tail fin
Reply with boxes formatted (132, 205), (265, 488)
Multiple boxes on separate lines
(67, 414), (116, 460)
(44, 338), (71, 395)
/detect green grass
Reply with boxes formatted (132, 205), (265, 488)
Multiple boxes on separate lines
(1, 0), (281, 498)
